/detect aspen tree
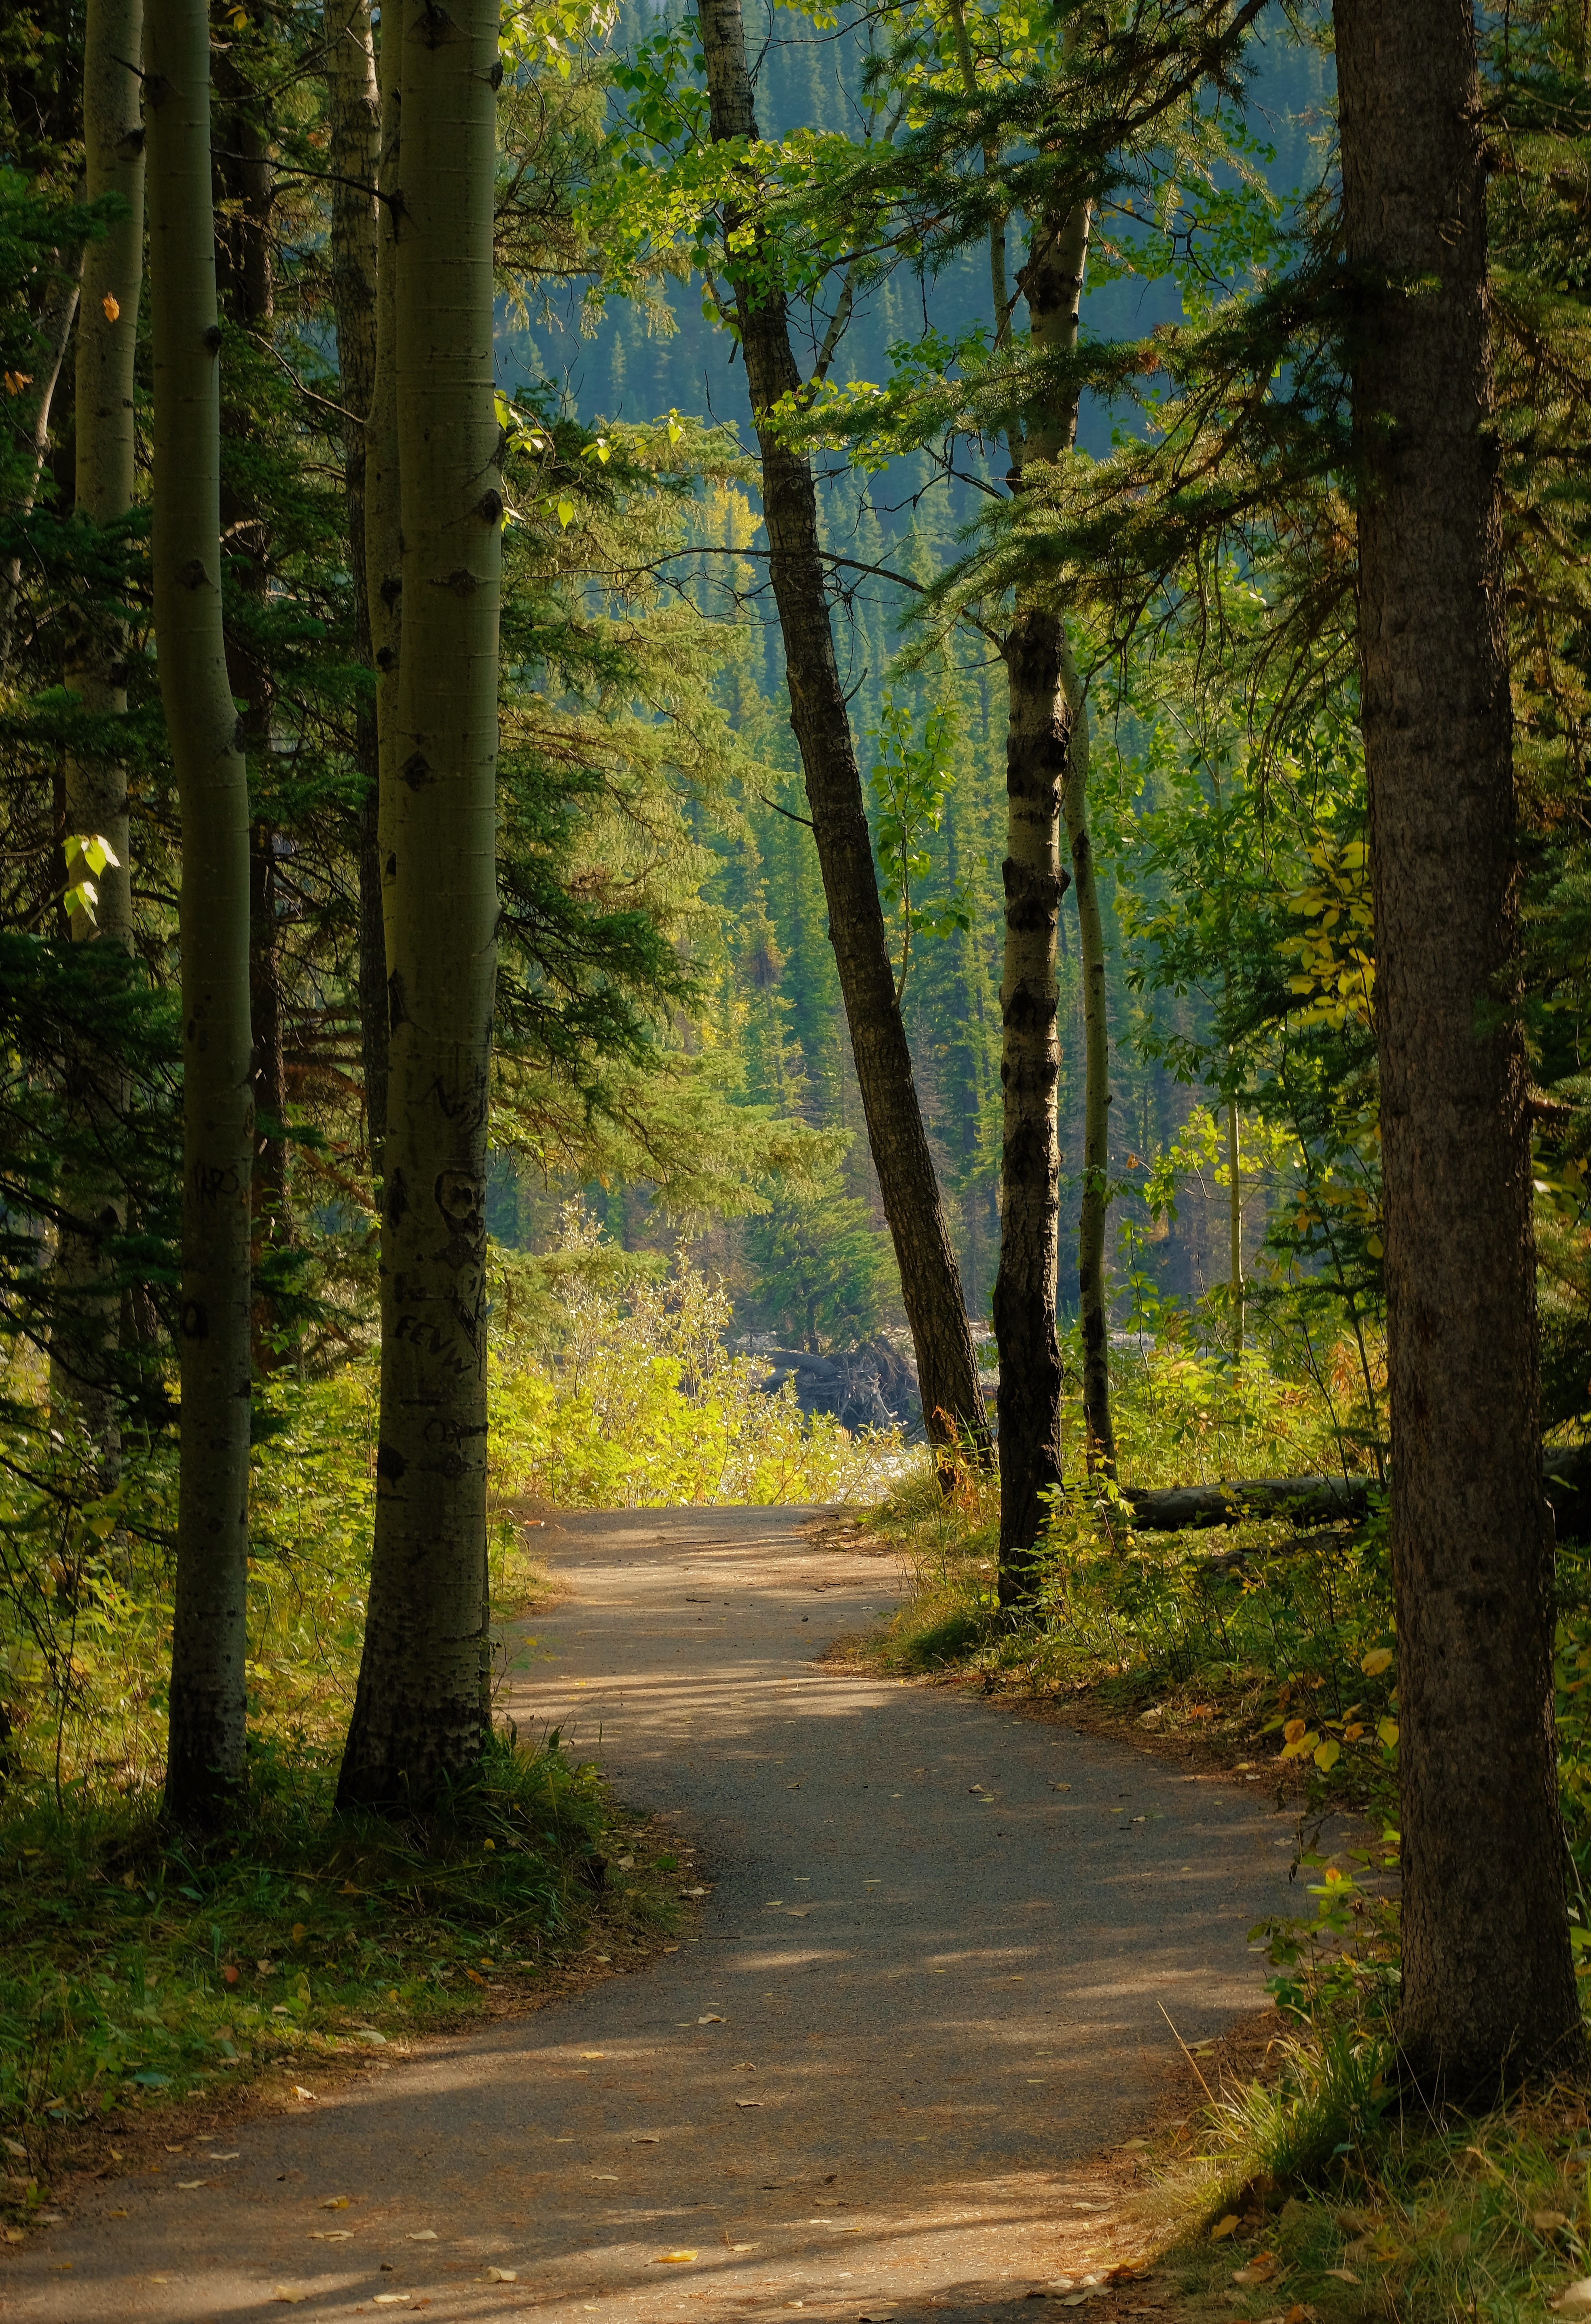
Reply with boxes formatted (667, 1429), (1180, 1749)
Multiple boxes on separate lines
(338, 0), (504, 1808)
(53, 0), (145, 1477)
(146, 0), (255, 1824)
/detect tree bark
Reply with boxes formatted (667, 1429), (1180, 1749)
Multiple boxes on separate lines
(52, 0), (145, 1480)
(994, 610), (1067, 1584)
(323, 0), (387, 1173)
(994, 194), (1094, 1591)
(0, 255), (83, 675)
(1058, 630), (1116, 1477)
(1225, 1096), (1243, 1360)
(146, 0), (254, 1828)
(697, 0), (989, 1469)
(337, 0), (503, 1811)
(1336, 0), (1583, 2097)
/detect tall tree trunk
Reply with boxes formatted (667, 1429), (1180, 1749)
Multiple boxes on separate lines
(146, 0), (254, 1827)
(323, 0), (387, 1173)
(0, 255), (83, 675)
(337, 0), (503, 1811)
(1225, 1095), (1243, 1361)
(994, 194), (1094, 1589)
(1336, 0), (1583, 2097)
(213, 23), (292, 1371)
(1058, 632), (1116, 1477)
(994, 610), (1068, 1585)
(697, 0), (989, 1470)
(363, 2), (402, 1177)
(53, 0), (145, 1481)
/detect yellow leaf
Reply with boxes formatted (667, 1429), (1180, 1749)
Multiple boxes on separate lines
(102, 293), (121, 322)
(1314, 1739), (1341, 1772)
(1535, 2211), (1570, 2233)
(1377, 1718), (1399, 1750)
(1282, 1718), (1307, 1743)
(1361, 1646), (1393, 1678)
(1210, 2215), (1240, 2242)
(317, 2196), (350, 2210)
(655, 2250), (698, 2263)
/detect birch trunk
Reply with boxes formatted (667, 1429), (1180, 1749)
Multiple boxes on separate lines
(337, 0), (503, 1810)
(323, 0), (387, 1170)
(146, 0), (254, 1825)
(1337, 0), (1582, 2095)
(1226, 1097), (1243, 1361)
(53, 0), (144, 1477)
(697, 0), (989, 1467)
(994, 194), (1093, 1589)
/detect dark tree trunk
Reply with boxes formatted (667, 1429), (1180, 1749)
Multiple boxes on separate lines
(323, 0), (387, 1171)
(1336, 0), (1583, 2098)
(994, 611), (1067, 1593)
(697, 0), (989, 1468)
(213, 37), (290, 1369)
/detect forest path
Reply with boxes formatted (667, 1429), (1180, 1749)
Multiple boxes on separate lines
(4, 1506), (1300, 2324)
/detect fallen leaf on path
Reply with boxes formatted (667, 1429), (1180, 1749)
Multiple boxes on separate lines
(655, 2250), (698, 2263)
(1210, 2215), (1240, 2242)
(317, 2195), (351, 2209)
(374, 2298), (410, 2307)
(308, 2230), (353, 2242)
(580, 2052), (606, 2060)
(1553, 2285), (1591, 2315)
(484, 2267), (519, 2282)
(730, 2244), (759, 2252)
(1231, 2253), (1278, 2286)
(1322, 2269), (1360, 2286)
(273, 2289), (307, 2305)
(1536, 2212), (1572, 2233)
(3, 2229), (23, 2244)
(786, 1908), (810, 1918)
(633, 2134), (660, 2143)
(1, 2137), (25, 2159)
(681, 1887), (708, 1897)
(164, 2144), (185, 2154)
(1050, 1783), (1072, 1792)
(106, 2210), (128, 2219)
(176, 2179), (209, 2189)
(211, 2152), (241, 2161)
(408, 2228), (438, 2239)
(735, 2099), (764, 2108)
(292, 2087), (315, 2101)
(699, 2014), (725, 2024)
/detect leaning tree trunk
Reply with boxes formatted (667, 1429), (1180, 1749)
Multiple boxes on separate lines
(146, 0), (255, 1827)
(53, 0), (145, 1480)
(1337, 0), (1582, 2097)
(337, 0), (504, 1811)
(994, 192), (1096, 1592)
(1057, 630), (1116, 1477)
(697, 0), (989, 1468)
(0, 255), (83, 675)
(323, 0), (387, 1173)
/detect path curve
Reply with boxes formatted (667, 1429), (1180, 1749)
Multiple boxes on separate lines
(3, 1506), (1300, 2323)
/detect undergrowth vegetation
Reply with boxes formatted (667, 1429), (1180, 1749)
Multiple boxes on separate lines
(0, 1211), (890, 2161)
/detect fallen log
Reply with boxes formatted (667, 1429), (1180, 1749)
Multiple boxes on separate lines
(1110, 1442), (1591, 1540)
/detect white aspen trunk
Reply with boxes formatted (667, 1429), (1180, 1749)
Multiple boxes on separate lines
(1227, 1097), (1244, 1361)
(338, 0), (503, 1809)
(53, 0), (145, 1477)
(146, 0), (254, 1825)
